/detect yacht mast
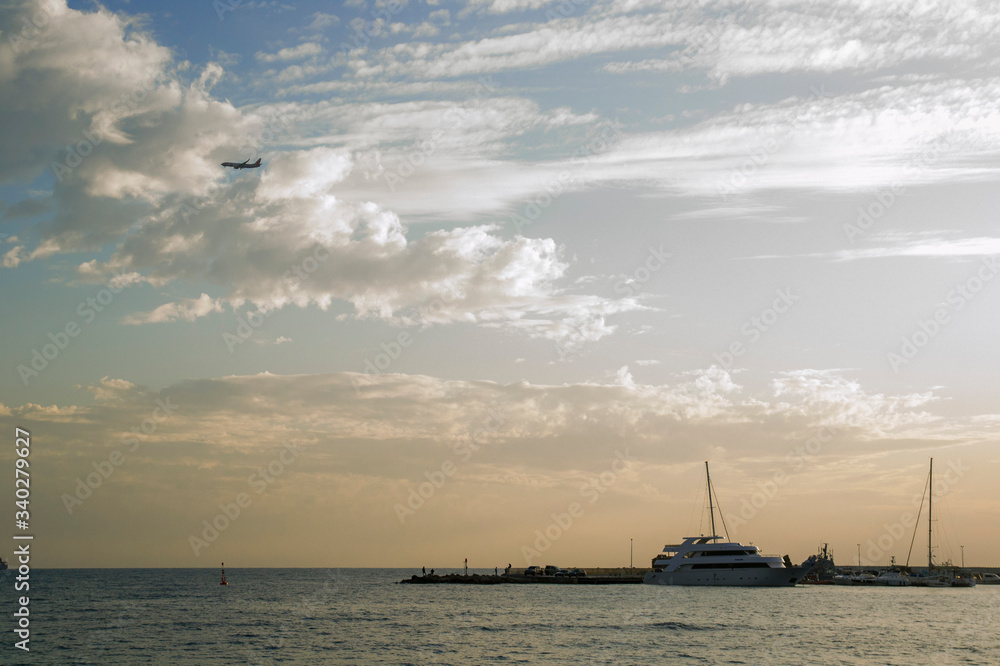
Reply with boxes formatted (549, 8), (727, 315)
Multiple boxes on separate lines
(928, 458), (933, 570)
(705, 461), (717, 538)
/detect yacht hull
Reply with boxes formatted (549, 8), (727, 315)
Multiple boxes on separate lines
(643, 566), (811, 587)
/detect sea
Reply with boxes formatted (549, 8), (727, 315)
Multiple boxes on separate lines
(2, 568), (998, 664)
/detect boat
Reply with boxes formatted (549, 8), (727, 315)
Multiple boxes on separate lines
(643, 462), (813, 587)
(874, 570), (911, 586)
(905, 458), (975, 588)
(800, 543), (837, 584)
(976, 573), (1000, 585)
(0, 557), (7, 570)
(832, 573), (855, 585)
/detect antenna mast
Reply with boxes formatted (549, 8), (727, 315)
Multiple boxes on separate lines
(928, 458), (933, 570)
(706, 461), (717, 538)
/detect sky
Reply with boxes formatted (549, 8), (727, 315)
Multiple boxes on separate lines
(1, 0), (999, 569)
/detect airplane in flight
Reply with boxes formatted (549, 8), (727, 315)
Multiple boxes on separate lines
(221, 157), (262, 170)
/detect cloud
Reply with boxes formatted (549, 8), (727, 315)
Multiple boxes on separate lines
(4, 367), (984, 472)
(0, 1), (635, 346)
(832, 237), (1000, 261)
(0, 0), (174, 185)
(122, 293), (225, 325)
(349, 2), (1000, 82)
(3, 245), (27, 267)
(255, 42), (324, 63)
(255, 146), (353, 200)
(5, 367), (996, 566)
(304, 12), (340, 31)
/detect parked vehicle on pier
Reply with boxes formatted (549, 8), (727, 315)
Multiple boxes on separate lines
(524, 566), (542, 576)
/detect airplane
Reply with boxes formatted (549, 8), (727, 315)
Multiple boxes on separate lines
(221, 157), (262, 170)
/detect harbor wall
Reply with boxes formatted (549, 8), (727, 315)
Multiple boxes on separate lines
(506, 567), (651, 576)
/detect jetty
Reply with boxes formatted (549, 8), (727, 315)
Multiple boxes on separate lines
(400, 567), (649, 585)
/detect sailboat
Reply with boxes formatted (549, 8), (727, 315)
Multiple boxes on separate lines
(643, 462), (813, 586)
(905, 458), (975, 588)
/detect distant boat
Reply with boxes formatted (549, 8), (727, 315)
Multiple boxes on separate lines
(0, 557), (7, 570)
(800, 543), (837, 584)
(977, 573), (1000, 585)
(643, 462), (813, 587)
(874, 570), (911, 586)
(220, 562), (228, 586)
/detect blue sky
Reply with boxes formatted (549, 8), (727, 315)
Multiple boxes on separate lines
(2, 0), (1000, 567)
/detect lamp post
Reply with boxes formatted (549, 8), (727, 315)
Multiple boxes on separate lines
(630, 538), (633, 570)
(857, 544), (861, 574)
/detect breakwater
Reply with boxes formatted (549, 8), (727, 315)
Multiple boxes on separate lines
(400, 571), (645, 585)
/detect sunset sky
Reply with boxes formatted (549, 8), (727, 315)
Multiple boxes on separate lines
(2, 0), (999, 569)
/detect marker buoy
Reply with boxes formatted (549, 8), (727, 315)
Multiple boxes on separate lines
(220, 562), (228, 585)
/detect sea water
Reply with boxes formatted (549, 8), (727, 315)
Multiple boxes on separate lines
(2, 568), (998, 664)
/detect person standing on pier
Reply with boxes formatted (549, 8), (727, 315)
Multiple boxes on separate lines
(422, 566), (426, 576)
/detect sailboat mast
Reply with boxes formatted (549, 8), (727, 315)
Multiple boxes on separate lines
(928, 458), (933, 570)
(706, 461), (717, 538)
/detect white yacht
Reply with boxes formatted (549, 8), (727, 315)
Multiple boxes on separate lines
(643, 463), (812, 587)
(874, 570), (911, 586)
(643, 535), (813, 586)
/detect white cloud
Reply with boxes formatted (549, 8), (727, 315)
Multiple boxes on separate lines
(3, 245), (26, 267)
(255, 146), (353, 200)
(0, 2), (636, 346)
(305, 12), (339, 31)
(350, 2), (1000, 82)
(255, 42), (324, 63)
(833, 237), (1000, 261)
(122, 293), (225, 325)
